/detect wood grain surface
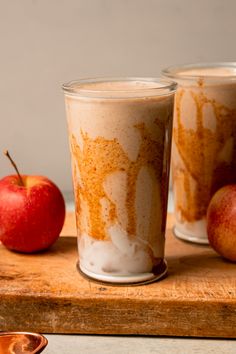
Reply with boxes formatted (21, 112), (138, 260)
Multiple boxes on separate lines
(0, 213), (236, 338)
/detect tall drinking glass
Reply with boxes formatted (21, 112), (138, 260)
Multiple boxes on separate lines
(163, 63), (236, 244)
(63, 77), (176, 284)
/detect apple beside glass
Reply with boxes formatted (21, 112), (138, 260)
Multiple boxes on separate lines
(0, 151), (65, 253)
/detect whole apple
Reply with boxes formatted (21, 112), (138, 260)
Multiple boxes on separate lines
(0, 174), (65, 253)
(207, 184), (236, 262)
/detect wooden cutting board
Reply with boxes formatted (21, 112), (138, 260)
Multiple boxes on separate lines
(0, 213), (236, 338)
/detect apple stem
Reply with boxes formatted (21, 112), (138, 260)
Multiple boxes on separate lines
(4, 150), (24, 186)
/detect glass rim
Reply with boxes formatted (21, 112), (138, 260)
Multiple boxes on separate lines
(62, 77), (177, 98)
(162, 62), (236, 82)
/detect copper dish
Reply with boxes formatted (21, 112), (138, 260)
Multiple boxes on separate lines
(0, 332), (48, 354)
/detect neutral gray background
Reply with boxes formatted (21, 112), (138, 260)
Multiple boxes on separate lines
(1, 0), (235, 192)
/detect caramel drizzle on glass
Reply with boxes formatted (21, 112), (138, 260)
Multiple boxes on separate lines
(70, 123), (165, 240)
(173, 88), (236, 222)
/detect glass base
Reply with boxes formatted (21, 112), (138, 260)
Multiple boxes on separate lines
(77, 260), (168, 286)
(173, 225), (209, 245)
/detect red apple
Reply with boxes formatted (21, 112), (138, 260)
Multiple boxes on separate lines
(0, 151), (65, 253)
(207, 184), (236, 262)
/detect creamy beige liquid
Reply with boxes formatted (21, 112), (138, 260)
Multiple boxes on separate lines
(64, 80), (174, 283)
(179, 67), (236, 77)
(171, 66), (236, 242)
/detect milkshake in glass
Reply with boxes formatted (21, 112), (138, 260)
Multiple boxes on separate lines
(63, 78), (176, 284)
(163, 63), (236, 244)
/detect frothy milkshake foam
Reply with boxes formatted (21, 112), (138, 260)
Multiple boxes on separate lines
(64, 79), (174, 283)
(179, 67), (236, 77)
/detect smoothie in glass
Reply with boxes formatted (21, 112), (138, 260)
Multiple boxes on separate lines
(63, 78), (176, 284)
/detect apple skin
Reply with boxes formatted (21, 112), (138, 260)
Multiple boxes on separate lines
(0, 175), (65, 253)
(207, 184), (236, 262)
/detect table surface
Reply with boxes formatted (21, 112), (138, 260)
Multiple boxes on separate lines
(1, 211), (236, 337)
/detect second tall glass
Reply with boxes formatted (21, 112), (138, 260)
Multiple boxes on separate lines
(163, 63), (236, 244)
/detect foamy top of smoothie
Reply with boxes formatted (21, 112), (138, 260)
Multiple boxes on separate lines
(180, 67), (236, 77)
(163, 63), (236, 81)
(63, 78), (176, 98)
(79, 80), (162, 90)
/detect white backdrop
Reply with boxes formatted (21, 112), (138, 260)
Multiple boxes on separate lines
(0, 0), (235, 192)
